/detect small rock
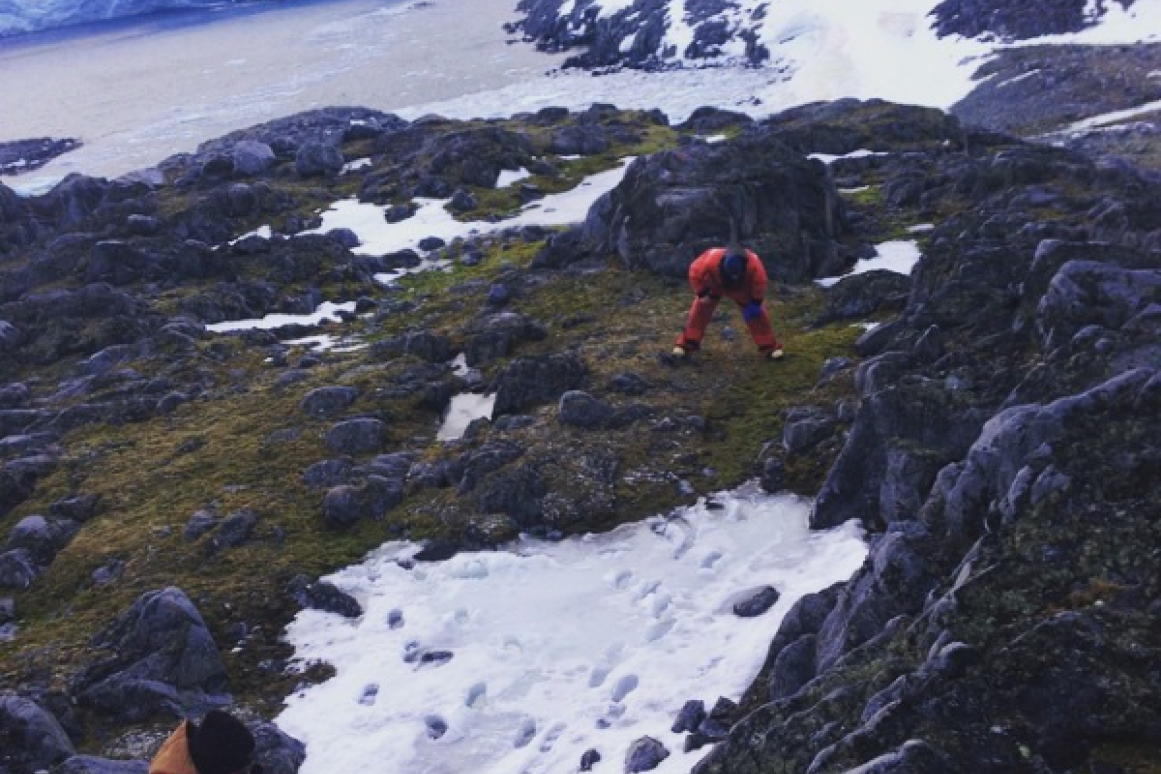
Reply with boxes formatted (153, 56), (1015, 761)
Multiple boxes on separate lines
(733, 586), (781, 617)
(625, 736), (669, 773)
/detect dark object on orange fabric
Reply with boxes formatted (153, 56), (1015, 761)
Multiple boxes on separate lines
(676, 246), (782, 355)
(188, 711), (256, 774)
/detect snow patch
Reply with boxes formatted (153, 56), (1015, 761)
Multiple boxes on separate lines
(816, 240), (922, 286)
(276, 488), (867, 774)
(206, 301), (356, 332)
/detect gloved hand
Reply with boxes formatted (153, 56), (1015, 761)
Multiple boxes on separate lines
(742, 299), (764, 322)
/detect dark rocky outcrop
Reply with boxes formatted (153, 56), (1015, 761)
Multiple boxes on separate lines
(932, 0), (1113, 41)
(548, 127), (845, 281)
(513, 0), (771, 70)
(0, 137), (81, 176)
(692, 106), (1161, 774)
(72, 587), (230, 722)
(288, 575), (362, 618)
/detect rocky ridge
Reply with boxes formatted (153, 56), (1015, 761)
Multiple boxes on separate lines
(0, 94), (1158, 774)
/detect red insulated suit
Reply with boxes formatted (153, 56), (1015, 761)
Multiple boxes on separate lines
(675, 247), (782, 353)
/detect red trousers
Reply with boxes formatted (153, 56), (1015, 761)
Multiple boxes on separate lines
(676, 296), (781, 352)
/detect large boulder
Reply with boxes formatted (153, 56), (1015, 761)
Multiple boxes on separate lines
(462, 312), (547, 366)
(0, 693), (75, 772)
(492, 352), (587, 417)
(566, 128), (844, 281)
(73, 587), (230, 721)
(324, 418), (388, 455)
(232, 140), (277, 176)
(295, 141), (344, 178)
(300, 386), (359, 419)
(322, 475), (404, 529)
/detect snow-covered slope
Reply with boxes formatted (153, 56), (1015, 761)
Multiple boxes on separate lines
(514, 0), (1161, 73)
(0, 0), (237, 37)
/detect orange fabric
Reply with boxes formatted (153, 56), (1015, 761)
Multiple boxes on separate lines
(150, 722), (201, 774)
(686, 247), (768, 303)
(677, 248), (781, 352)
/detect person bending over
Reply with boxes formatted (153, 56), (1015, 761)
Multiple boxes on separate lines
(673, 243), (783, 360)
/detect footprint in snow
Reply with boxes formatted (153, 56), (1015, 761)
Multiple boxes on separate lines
(358, 683), (378, 706)
(425, 714), (448, 739)
(465, 681), (487, 708)
(539, 722), (567, 752)
(514, 718), (537, 748)
(611, 673), (639, 702)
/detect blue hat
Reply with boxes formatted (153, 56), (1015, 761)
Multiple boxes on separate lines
(721, 251), (746, 286)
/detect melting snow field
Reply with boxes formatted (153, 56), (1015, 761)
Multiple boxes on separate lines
(276, 489), (867, 774)
(306, 158), (635, 260)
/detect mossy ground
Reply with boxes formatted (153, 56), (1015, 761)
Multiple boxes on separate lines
(0, 113), (881, 749)
(0, 237), (866, 730)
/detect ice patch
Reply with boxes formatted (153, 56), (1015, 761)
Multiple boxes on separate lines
(495, 167), (532, 187)
(437, 393), (497, 441)
(816, 240), (921, 286)
(807, 149), (888, 164)
(206, 301), (356, 332)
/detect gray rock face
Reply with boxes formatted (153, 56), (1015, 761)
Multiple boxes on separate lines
(252, 721), (307, 774)
(302, 459), (355, 489)
(625, 736), (670, 773)
(372, 330), (455, 364)
(462, 312), (547, 366)
(929, 369), (1154, 544)
(183, 509), (219, 541)
(202, 509), (258, 556)
(493, 352), (587, 417)
(815, 269), (910, 325)
(0, 320), (21, 351)
(325, 418), (388, 454)
(0, 548), (39, 589)
(295, 141), (344, 178)
(232, 140), (277, 176)
(75, 587), (229, 721)
(515, 0), (770, 70)
(932, 0), (1102, 41)
(812, 381), (987, 530)
(0, 383), (31, 408)
(322, 475), (404, 529)
(86, 241), (149, 286)
(4, 513), (79, 564)
(300, 386), (359, 419)
(56, 756), (149, 774)
(289, 575), (363, 619)
(569, 129), (843, 282)
(557, 390), (615, 429)
(1036, 260), (1161, 350)
(0, 693), (76, 771)
(732, 586), (781, 618)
